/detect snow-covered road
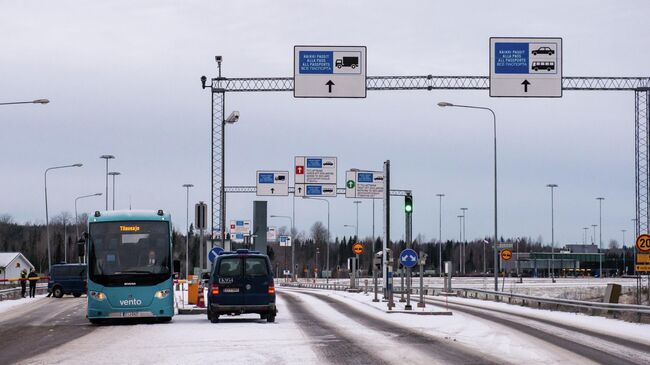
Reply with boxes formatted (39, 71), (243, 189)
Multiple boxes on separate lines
(4, 286), (649, 365)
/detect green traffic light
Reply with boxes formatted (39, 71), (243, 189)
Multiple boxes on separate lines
(404, 194), (413, 214)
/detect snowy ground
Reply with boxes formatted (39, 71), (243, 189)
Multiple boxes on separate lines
(299, 276), (648, 301)
(0, 294), (47, 314)
(17, 285), (650, 365)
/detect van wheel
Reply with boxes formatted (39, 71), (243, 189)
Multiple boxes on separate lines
(73, 293), (82, 298)
(260, 313), (268, 320)
(210, 314), (219, 323)
(267, 314), (276, 323)
(53, 286), (64, 298)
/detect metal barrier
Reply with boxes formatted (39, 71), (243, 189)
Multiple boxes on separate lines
(0, 284), (49, 301)
(451, 287), (650, 315)
(280, 282), (650, 318)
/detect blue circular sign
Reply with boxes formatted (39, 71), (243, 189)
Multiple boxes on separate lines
(208, 247), (225, 263)
(399, 248), (418, 268)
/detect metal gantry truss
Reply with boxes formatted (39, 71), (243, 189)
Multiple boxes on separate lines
(224, 186), (411, 196)
(206, 74), (650, 238)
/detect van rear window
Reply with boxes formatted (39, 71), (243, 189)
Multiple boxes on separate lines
(218, 258), (242, 277)
(245, 258), (268, 276)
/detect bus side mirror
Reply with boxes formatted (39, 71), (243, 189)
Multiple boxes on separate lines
(77, 238), (86, 257)
(173, 260), (181, 274)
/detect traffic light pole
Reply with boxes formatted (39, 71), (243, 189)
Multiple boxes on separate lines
(405, 206), (413, 311)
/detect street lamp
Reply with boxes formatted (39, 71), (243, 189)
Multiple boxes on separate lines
(0, 99), (49, 106)
(303, 197), (330, 273)
(99, 155), (115, 210)
(108, 172), (121, 210)
(74, 193), (102, 239)
(436, 193), (445, 277)
(270, 215), (294, 280)
(353, 201), (362, 240)
(596, 197), (605, 277)
(438, 101), (499, 290)
(583, 227), (589, 245)
(460, 207), (468, 274)
(621, 229), (627, 275)
(547, 184), (558, 280)
(457, 215), (463, 273)
(45, 163), (83, 269)
(183, 184), (194, 280)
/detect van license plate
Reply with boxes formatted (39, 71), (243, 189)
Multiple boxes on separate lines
(223, 288), (239, 293)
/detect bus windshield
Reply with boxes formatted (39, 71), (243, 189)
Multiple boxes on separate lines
(89, 221), (171, 286)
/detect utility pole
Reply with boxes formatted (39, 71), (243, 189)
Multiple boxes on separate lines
(436, 193), (445, 277)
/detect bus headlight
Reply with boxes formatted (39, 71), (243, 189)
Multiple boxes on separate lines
(154, 289), (170, 299)
(90, 291), (106, 301)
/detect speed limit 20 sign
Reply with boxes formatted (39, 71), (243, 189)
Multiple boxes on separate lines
(636, 234), (650, 252)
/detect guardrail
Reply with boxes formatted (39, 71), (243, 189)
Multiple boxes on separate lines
(450, 287), (650, 315)
(0, 284), (49, 301)
(280, 282), (650, 319)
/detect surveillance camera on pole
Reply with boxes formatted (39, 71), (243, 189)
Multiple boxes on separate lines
(225, 111), (240, 124)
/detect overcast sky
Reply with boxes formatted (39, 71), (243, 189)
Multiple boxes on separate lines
(1, 1), (649, 246)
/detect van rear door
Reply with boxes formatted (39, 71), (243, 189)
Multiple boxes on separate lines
(214, 257), (245, 305)
(244, 257), (272, 306)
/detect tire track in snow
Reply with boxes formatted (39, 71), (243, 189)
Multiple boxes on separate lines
(279, 292), (388, 365)
(291, 289), (501, 365)
(425, 297), (646, 365)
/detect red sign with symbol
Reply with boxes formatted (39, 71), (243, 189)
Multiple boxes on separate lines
(296, 166), (304, 174)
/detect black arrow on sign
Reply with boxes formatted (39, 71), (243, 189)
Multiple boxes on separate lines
(521, 79), (530, 92)
(271, 188), (275, 194)
(325, 80), (335, 93)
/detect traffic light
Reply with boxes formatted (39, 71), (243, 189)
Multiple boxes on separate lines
(404, 193), (413, 214)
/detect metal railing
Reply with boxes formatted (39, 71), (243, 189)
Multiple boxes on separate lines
(0, 284), (49, 301)
(450, 287), (650, 315)
(280, 282), (650, 316)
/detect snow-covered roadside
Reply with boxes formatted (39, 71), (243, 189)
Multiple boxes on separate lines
(283, 288), (591, 365)
(434, 294), (650, 346)
(0, 295), (46, 315)
(22, 295), (320, 365)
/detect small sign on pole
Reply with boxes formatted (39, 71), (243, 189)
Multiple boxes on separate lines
(352, 242), (364, 255)
(500, 249), (513, 261)
(195, 202), (207, 230)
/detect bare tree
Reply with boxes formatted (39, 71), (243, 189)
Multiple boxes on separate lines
(609, 239), (620, 249)
(310, 221), (327, 244)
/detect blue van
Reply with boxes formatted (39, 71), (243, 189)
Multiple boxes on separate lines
(208, 249), (276, 323)
(48, 263), (87, 298)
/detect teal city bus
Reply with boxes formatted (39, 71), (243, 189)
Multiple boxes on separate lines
(86, 210), (174, 323)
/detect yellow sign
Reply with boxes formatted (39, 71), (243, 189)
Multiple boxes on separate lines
(636, 264), (650, 272)
(500, 249), (513, 261)
(120, 225), (141, 232)
(636, 234), (650, 252)
(637, 254), (650, 264)
(352, 242), (364, 255)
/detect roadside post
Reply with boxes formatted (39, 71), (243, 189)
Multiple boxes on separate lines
(399, 265), (405, 302)
(373, 253), (381, 302)
(418, 251), (427, 308)
(195, 202), (208, 270)
(400, 248), (418, 311)
(444, 261), (452, 292)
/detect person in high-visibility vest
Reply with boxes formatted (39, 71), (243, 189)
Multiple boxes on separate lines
(20, 269), (27, 298)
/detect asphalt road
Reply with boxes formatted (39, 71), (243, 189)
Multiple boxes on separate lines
(280, 291), (388, 365)
(291, 289), (502, 365)
(425, 296), (650, 365)
(0, 296), (93, 364)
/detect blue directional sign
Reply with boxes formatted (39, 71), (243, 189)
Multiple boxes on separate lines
(357, 172), (373, 183)
(399, 248), (418, 268)
(306, 185), (323, 196)
(208, 247), (224, 263)
(258, 173), (274, 184)
(494, 42), (529, 74)
(299, 51), (333, 74)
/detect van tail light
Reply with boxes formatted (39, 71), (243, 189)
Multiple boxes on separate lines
(268, 286), (275, 295)
(211, 284), (220, 295)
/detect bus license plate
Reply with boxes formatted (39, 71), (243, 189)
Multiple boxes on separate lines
(122, 311), (140, 317)
(223, 288), (239, 293)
